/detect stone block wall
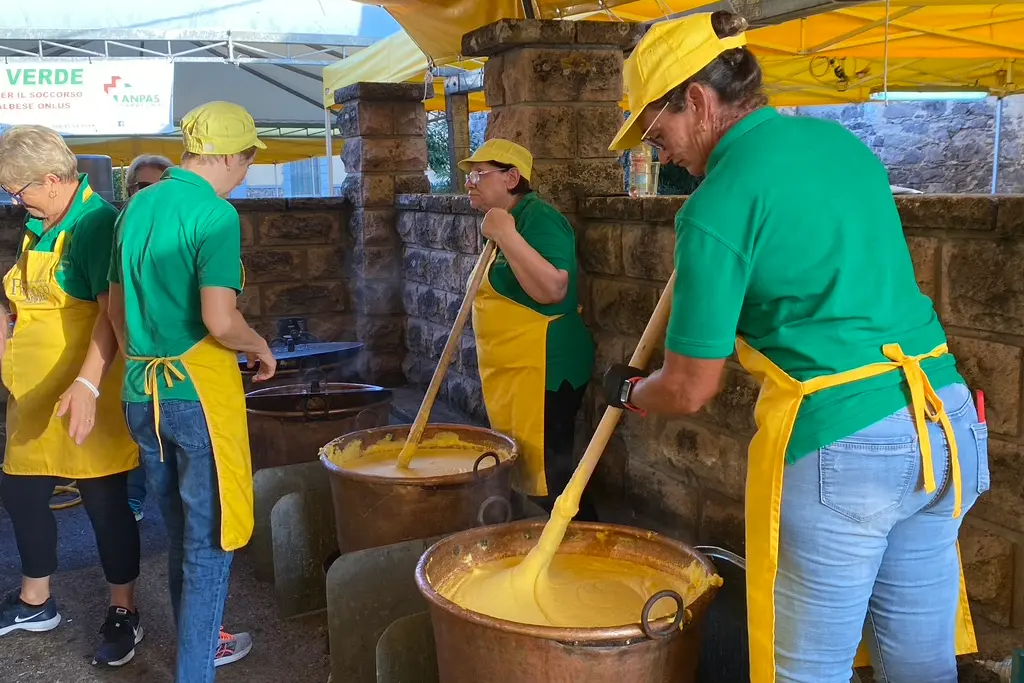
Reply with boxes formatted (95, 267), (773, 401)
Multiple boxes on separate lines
(336, 82), (431, 386)
(463, 19), (643, 220)
(0, 199), (360, 347)
(397, 194), (487, 423)
(787, 97), (1024, 193)
(235, 198), (354, 342)
(576, 194), (1024, 652)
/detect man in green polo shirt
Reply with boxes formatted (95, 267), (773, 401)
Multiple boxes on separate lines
(108, 101), (275, 683)
(602, 13), (984, 683)
(459, 138), (597, 521)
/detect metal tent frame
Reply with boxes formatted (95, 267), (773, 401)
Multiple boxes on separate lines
(2, 0), (400, 192)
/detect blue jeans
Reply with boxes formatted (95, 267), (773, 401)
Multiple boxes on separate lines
(125, 400), (233, 683)
(126, 465), (147, 504)
(774, 383), (989, 683)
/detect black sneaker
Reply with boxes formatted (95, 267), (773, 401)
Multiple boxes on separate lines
(92, 606), (143, 667)
(0, 591), (61, 637)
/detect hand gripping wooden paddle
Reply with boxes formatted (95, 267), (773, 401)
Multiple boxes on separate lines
(513, 270), (677, 581)
(397, 240), (497, 468)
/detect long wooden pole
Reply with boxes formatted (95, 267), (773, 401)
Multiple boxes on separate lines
(515, 271), (676, 578)
(397, 240), (497, 467)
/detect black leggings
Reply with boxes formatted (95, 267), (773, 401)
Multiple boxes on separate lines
(0, 472), (140, 584)
(532, 380), (600, 522)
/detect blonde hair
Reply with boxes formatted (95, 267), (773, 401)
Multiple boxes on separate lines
(126, 154), (173, 185)
(0, 125), (78, 188)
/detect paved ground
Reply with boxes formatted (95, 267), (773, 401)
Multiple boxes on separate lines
(0, 390), (457, 683)
(0, 485), (329, 683)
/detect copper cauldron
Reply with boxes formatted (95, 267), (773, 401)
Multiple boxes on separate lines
(416, 521), (722, 683)
(246, 382), (392, 472)
(319, 424), (519, 554)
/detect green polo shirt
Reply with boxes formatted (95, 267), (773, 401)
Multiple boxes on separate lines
(665, 107), (963, 462)
(489, 192), (595, 392)
(109, 168), (243, 403)
(17, 175), (116, 302)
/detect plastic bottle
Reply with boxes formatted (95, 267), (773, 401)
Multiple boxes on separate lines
(629, 145), (651, 197)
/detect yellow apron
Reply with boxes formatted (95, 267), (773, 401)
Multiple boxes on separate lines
(125, 265), (253, 552)
(472, 248), (560, 497)
(737, 336), (977, 682)
(2, 227), (137, 478)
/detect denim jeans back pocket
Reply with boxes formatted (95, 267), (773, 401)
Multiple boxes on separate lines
(161, 400), (214, 453)
(819, 435), (919, 523)
(970, 423), (990, 495)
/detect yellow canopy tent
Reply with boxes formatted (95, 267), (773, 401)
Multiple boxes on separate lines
(65, 133), (337, 166)
(322, 31), (488, 112)
(336, 0), (1024, 107)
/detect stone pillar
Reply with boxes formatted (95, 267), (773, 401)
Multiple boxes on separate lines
(462, 20), (644, 220)
(445, 92), (471, 192)
(336, 82), (430, 385)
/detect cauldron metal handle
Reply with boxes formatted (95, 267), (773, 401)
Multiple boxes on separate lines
(354, 408), (380, 430)
(302, 395), (331, 421)
(472, 451), (500, 479)
(640, 590), (686, 640)
(476, 495), (513, 527)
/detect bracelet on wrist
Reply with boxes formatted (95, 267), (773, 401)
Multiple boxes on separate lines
(74, 376), (100, 398)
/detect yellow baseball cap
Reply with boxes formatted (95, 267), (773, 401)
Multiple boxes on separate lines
(181, 101), (267, 155)
(458, 139), (533, 183)
(609, 13), (747, 152)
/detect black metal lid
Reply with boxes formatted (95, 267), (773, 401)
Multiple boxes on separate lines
(237, 341), (363, 373)
(245, 382), (392, 420)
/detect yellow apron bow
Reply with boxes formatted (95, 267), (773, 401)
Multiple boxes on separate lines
(130, 355), (188, 462)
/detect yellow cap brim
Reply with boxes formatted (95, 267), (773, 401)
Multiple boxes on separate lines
(183, 136), (267, 155)
(457, 152), (532, 183)
(609, 110), (644, 152)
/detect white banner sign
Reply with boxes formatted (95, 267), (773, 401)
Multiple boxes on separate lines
(0, 61), (174, 136)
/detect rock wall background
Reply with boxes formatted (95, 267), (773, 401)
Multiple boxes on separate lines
(397, 194), (487, 423)
(235, 199), (354, 342)
(788, 96), (1024, 193)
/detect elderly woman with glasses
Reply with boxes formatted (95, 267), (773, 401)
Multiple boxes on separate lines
(125, 154), (173, 198)
(458, 138), (597, 521)
(600, 11), (985, 683)
(0, 126), (143, 667)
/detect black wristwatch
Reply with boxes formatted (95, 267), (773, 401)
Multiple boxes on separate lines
(619, 376), (645, 415)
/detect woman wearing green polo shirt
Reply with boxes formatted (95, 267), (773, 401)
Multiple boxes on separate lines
(0, 125), (142, 667)
(459, 139), (597, 521)
(601, 11), (985, 683)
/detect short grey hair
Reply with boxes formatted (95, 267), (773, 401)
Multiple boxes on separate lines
(0, 125), (78, 188)
(126, 154), (173, 186)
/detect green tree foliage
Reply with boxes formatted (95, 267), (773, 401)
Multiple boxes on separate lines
(426, 115), (451, 194)
(113, 169), (126, 202)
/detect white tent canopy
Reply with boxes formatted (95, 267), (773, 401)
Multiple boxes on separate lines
(2, 1), (401, 128)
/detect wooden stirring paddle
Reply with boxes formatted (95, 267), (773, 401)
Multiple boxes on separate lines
(397, 240), (497, 468)
(513, 270), (676, 581)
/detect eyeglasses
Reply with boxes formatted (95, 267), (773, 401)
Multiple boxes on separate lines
(1, 181), (35, 205)
(128, 181), (153, 196)
(640, 102), (670, 151)
(465, 169), (507, 186)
